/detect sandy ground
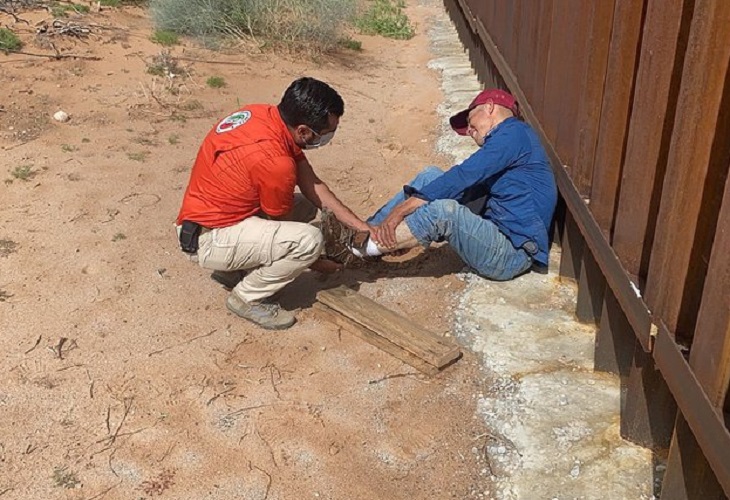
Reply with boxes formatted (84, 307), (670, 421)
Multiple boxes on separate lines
(0, 2), (495, 500)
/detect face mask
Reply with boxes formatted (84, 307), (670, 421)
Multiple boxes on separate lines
(303, 129), (335, 150)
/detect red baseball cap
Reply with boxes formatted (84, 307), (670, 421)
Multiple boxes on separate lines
(449, 88), (519, 135)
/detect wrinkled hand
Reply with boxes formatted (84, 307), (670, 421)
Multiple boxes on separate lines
(370, 211), (404, 249)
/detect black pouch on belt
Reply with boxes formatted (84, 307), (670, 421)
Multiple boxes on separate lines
(179, 220), (202, 254)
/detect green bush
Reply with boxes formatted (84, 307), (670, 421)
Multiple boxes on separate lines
(206, 76), (226, 88)
(356, 0), (414, 40)
(339, 37), (362, 51)
(51, 2), (90, 17)
(151, 29), (179, 45)
(149, 0), (357, 52)
(0, 28), (22, 53)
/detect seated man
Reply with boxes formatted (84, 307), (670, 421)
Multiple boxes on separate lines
(324, 88), (557, 281)
(176, 77), (368, 330)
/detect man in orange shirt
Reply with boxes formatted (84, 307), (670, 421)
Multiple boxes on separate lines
(177, 77), (367, 330)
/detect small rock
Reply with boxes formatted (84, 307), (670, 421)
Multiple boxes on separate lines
(53, 110), (70, 123)
(496, 446), (506, 454)
(655, 464), (666, 472)
(570, 462), (580, 478)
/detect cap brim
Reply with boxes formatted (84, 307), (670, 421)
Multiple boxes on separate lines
(449, 108), (470, 135)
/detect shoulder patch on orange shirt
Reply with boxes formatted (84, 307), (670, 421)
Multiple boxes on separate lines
(216, 110), (252, 134)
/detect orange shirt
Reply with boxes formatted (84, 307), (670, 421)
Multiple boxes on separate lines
(176, 104), (305, 228)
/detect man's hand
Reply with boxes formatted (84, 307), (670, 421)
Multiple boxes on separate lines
(310, 257), (344, 274)
(369, 196), (427, 249)
(371, 212), (404, 249)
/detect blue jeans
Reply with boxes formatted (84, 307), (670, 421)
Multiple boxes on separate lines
(369, 166), (532, 281)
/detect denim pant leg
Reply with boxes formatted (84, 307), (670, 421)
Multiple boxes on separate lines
(406, 199), (532, 281)
(368, 166), (444, 224)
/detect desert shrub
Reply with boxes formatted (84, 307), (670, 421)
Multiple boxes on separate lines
(50, 2), (90, 17)
(206, 76), (226, 88)
(356, 0), (414, 40)
(149, 0), (357, 52)
(0, 28), (22, 53)
(151, 29), (179, 45)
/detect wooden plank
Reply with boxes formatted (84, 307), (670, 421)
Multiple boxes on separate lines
(313, 303), (440, 376)
(316, 286), (460, 368)
(611, 0), (693, 278)
(576, 249), (605, 324)
(644, 0), (730, 337)
(589, 0), (646, 235)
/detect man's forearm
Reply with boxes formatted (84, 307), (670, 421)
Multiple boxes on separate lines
(310, 182), (369, 231)
(393, 196), (427, 219)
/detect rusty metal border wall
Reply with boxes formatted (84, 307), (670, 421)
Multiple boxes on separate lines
(443, 0), (730, 497)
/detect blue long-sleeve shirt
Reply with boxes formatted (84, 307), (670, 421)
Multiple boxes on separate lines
(408, 117), (557, 266)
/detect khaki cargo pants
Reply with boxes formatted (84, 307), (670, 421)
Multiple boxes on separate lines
(189, 195), (323, 303)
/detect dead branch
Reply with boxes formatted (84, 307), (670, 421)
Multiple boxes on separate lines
(57, 363), (85, 372)
(255, 428), (278, 468)
(23, 334), (41, 354)
(54, 337), (67, 360)
(173, 56), (251, 66)
(206, 386), (235, 406)
(252, 465), (272, 500)
(368, 372), (417, 385)
(85, 368), (94, 399)
(262, 364), (282, 400)
(87, 481), (121, 500)
(98, 398), (132, 446)
(223, 404), (274, 419)
(157, 442), (175, 463)
(108, 447), (118, 477)
(147, 328), (217, 357)
(0, 7), (29, 25)
(37, 19), (92, 38)
(4, 49), (100, 60)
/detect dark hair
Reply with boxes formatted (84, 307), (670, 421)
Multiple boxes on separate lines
(278, 77), (344, 133)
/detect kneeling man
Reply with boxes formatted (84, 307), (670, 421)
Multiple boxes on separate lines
(177, 77), (367, 329)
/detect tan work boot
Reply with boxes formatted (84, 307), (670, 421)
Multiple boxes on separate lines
(211, 270), (246, 289)
(226, 294), (296, 330)
(320, 209), (370, 266)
